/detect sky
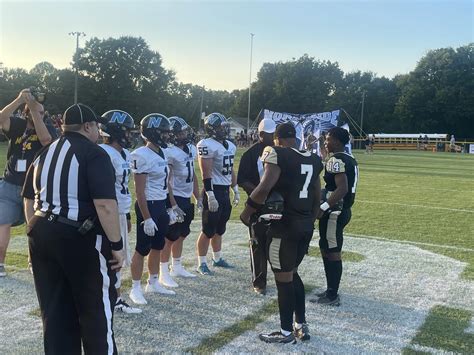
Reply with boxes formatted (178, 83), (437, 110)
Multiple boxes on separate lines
(0, 0), (472, 91)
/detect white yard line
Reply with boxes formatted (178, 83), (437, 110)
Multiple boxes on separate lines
(347, 233), (474, 252)
(357, 199), (474, 213)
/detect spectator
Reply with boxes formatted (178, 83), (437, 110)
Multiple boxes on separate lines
(417, 135), (423, 150)
(449, 134), (456, 153)
(423, 134), (429, 151)
(0, 89), (56, 277)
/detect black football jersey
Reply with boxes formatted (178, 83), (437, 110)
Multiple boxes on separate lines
(261, 146), (323, 221)
(323, 152), (358, 209)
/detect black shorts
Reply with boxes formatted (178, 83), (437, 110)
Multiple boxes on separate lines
(265, 220), (313, 272)
(166, 196), (195, 241)
(135, 200), (169, 255)
(318, 208), (351, 252)
(202, 186), (232, 238)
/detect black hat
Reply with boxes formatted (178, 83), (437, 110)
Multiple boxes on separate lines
(274, 122), (296, 139)
(63, 103), (100, 125)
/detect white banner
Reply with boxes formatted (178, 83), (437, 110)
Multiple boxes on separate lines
(262, 108), (341, 150)
(469, 144), (474, 154)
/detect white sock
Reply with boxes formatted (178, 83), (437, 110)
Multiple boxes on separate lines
(160, 262), (169, 273)
(294, 322), (303, 330)
(198, 256), (207, 265)
(149, 274), (158, 283)
(281, 329), (292, 336)
(212, 251), (222, 261)
(132, 280), (141, 289)
(172, 258), (182, 267)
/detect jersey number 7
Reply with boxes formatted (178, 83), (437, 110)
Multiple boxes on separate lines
(299, 164), (313, 199)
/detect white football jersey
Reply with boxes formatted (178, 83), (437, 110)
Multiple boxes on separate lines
(165, 144), (197, 198)
(131, 145), (169, 201)
(197, 138), (236, 186)
(99, 144), (132, 214)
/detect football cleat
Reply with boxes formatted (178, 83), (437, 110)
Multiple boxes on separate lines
(129, 287), (148, 305)
(159, 271), (179, 288)
(196, 263), (213, 275)
(212, 258), (233, 268)
(170, 265), (196, 278)
(258, 331), (296, 344)
(145, 280), (176, 295)
(0, 265), (6, 277)
(294, 323), (310, 341)
(317, 294), (340, 306)
(115, 298), (142, 314)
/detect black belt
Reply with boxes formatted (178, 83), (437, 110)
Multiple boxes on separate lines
(34, 211), (83, 228)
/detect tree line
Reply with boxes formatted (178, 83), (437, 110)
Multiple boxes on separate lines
(0, 37), (472, 138)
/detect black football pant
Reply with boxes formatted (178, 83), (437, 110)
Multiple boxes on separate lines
(250, 221), (268, 289)
(28, 216), (117, 355)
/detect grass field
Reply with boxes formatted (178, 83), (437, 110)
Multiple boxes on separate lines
(1, 142), (473, 353)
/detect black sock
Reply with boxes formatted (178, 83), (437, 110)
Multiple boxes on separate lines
(322, 257), (329, 290)
(275, 280), (295, 332)
(327, 260), (342, 299)
(293, 272), (305, 324)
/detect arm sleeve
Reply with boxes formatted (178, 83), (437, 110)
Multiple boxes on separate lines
(3, 117), (26, 139)
(87, 148), (117, 200)
(131, 150), (149, 174)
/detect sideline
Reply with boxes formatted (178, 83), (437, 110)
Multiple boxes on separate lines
(348, 233), (474, 252)
(357, 199), (474, 213)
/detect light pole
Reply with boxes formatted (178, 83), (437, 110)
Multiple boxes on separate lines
(69, 32), (86, 104)
(247, 33), (254, 133)
(360, 90), (366, 135)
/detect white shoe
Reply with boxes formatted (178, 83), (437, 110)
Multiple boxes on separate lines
(171, 265), (196, 278)
(0, 265), (6, 277)
(159, 271), (179, 288)
(115, 298), (143, 314)
(145, 281), (176, 295)
(129, 287), (148, 305)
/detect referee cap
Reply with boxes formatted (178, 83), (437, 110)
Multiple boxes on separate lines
(258, 119), (276, 134)
(274, 122), (296, 139)
(63, 103), (101, 125)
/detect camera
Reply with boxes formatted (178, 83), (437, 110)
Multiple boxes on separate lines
(29, 87), (46, 103)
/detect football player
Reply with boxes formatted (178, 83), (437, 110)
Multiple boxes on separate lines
(310, 126), (358, 306)
(129, 114), (177, 305)
(158, 116), (201, 287)
(99, 110), (142, 314)
(195, 113), (239, 275)
(241, 122), (323, 344)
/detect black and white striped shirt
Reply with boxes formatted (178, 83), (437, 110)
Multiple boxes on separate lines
(22, 132), (116, 221)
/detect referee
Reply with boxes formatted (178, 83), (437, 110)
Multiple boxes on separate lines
(22, 103), (124, 354)
(237, 118), (276, 295)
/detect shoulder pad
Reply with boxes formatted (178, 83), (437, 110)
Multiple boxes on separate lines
(326, 156), (346, 173)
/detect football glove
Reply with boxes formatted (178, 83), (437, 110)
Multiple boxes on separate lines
(167, 208), (178, 225)
(232, 185), (240, 207)
(196, 198), (203, 213)
(206, 191), (219, 212)
(172, 205), (186, 223)
(142, 218), (158, 237)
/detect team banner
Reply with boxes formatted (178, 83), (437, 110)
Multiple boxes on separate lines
(262, 108), (341, 149)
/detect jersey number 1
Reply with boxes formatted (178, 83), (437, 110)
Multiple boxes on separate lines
(299, 164), (313, 199)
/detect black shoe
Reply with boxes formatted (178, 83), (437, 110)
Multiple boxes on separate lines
(317, 294), (340, 306)
(253, 287), (266, 295)
(316, 289), (327, 298)
(294, 323), (310, 341)
(259, 331), (296, 344)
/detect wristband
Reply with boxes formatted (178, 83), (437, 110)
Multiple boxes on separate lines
(203, 178), (213, 192)
(246, 197), (263, 210)
(232, 185), (239, 194)
(320, 202), (330, 211)
(126, 213), (131, 221)
(110, 238), (123, 251)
